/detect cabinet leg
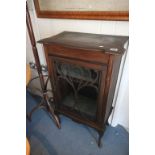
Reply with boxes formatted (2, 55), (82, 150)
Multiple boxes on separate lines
(106, 120), (109, 126)
(98, 131), (103, 147)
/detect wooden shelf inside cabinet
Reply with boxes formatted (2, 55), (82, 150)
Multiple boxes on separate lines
(38, 31), (129, 147)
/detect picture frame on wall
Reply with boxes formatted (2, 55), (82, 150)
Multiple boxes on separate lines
(34, 0), (129, 21)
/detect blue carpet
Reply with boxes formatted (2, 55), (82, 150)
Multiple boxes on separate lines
(26, 91), (129, 155)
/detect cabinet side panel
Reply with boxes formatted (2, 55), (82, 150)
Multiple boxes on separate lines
(104, 55), (122, 123)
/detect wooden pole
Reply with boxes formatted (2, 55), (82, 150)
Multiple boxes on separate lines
(26, 2), (60, 128)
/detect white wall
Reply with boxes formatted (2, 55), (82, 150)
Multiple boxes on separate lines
(111, 49), (129, 130)
(26, 0), (129, 130)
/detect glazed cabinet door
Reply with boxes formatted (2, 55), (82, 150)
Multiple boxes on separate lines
(49, 56), (107, 126)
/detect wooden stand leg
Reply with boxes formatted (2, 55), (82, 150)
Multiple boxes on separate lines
(27, 94), (61, 129)
(27, 99), (44, 121)
(46, 96), (61, 129)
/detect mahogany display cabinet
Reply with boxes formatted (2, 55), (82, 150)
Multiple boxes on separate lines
(38, 31), (128, 146)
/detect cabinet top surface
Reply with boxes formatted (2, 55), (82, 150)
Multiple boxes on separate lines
(38, 31), (129, 55)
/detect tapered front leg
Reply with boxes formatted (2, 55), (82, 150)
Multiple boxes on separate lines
(98, 131), (103, 147)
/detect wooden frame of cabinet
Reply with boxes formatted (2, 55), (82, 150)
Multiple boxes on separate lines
(38, 31), (128, 146)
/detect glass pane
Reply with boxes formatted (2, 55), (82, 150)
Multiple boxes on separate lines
(54, 61), (100, 121)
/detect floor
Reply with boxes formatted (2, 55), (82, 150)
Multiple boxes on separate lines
(26, 91), (129, 155)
